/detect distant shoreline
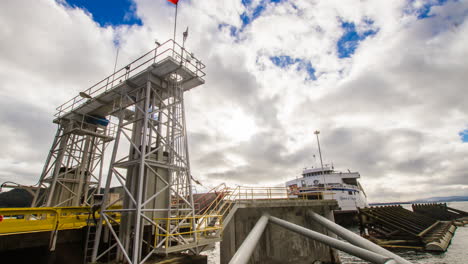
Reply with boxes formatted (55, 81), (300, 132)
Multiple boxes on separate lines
(370, 199), (468, 206)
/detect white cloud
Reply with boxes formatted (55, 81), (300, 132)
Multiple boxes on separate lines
(0, 0), (467, 202)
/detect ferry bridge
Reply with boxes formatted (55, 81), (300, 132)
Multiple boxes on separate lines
(0, 39), (411, 264)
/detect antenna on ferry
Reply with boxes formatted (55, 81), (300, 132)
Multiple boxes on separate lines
(314, 130), (327, 187)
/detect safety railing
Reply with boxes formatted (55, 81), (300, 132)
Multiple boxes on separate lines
(0, 207), (90, 235)
(193, 185), (311, 234)
(74, 114), (119, 140)
(193, 183), (228, 214)
(287, 185), (338, 196)
(55, 39), (206, 118)
(0, 206), (121, 235)
(153, 214), (223, 248)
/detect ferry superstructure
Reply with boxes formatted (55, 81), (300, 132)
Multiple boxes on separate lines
(286, 165), (368, 218)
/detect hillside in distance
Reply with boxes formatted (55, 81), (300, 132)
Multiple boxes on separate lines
(411, 196), (468, 203)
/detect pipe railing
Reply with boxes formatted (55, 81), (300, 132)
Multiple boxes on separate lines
(55, 39), (206, 118)
(308, 212), (413, 264)
(228, 214), (412, 264)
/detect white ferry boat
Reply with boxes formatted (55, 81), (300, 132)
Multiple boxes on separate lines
(286, 165), (368, 224)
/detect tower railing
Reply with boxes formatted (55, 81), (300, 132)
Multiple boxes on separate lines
(55, 39), (206, 118)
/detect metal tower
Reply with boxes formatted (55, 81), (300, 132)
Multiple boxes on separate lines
(32, 116), (113, 207)
(73, 40), (210, 263)
(27, 39), (212, 263)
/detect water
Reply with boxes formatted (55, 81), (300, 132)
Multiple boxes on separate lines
(205, 201), (468, 263)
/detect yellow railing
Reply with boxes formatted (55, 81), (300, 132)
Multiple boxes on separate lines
(153, 214), (223, 248)
(154, 214), (223, 237)
(193, 185), (334, 234)
(193, 186), (296, 233)
(0, 206), (121, 235)
(0, 186), (332, 237)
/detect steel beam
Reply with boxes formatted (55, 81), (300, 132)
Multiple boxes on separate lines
(228, 215), (269, 264)
(309, 211), (412, 264)
(269, 216), (397, 264)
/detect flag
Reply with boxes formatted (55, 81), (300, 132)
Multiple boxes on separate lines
(167, 0), (179, 5)
(183, 27), (189, 42)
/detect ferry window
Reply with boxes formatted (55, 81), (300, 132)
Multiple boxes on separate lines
(301, 180), (306, 187)
(348, 191), (353, 195)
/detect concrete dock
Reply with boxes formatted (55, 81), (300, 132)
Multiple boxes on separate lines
(221, 199), (340, 264)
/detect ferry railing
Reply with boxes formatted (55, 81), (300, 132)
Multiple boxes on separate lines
(55, 39), (206, 119)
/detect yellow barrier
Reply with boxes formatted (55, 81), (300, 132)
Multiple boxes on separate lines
(0, 206), (119, 235)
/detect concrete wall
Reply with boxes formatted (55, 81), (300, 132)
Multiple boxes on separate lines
(220, 199), (340, 264)
(0, 229), (84, 264)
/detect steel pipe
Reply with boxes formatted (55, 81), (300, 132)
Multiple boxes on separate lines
(228, 215), (269, 264)
(269, 216), (397, 264)
(309, 212), (412, 264)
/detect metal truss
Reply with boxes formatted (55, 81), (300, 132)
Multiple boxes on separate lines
(92, 70), (197, 263)
(32, 117), (113, 207)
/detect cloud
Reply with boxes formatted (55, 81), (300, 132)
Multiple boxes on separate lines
(1, 0), (468, 203)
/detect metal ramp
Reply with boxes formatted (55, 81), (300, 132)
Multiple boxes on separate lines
(358, 205), (456, 251)
(412, 203), (468, 223)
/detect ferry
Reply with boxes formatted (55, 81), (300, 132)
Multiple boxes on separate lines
(286, 165), (368, 225)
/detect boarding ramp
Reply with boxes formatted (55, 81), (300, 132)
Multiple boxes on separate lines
(412, 203), (468, 224)
(359, 205), (456, 251)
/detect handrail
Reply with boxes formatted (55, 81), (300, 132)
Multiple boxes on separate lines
(0, 206), (121, 235)
(194, 186), (302, 233)
(308, 212), (413, 264)
(55, 39), (206, 118)
(193, 183), (227, 213)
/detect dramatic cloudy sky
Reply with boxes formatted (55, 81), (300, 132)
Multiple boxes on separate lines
(1, 0), (467, 202)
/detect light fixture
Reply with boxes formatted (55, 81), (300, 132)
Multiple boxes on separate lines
(79, 92), (92, 99)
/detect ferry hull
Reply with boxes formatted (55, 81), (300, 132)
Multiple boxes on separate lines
(333, 210), (360, 226)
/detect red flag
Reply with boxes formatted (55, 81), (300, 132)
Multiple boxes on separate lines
(167, 0), (179, 4)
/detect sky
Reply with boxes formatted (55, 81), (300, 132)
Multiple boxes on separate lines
(0, 0), (467, 202)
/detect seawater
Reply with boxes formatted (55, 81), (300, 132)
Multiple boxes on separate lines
(205, 201), (468, 264)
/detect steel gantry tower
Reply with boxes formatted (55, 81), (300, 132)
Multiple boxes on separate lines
(91, 43), (208, 263)
(26, 39), (218, 263)
(31, 117), (113, 207)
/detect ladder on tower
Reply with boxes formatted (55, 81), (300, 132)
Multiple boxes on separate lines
(84, 219), (119, 263)
(83, 220), (96, 264)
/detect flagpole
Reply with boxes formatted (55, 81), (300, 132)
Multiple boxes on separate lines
(173, 3), (178, 42)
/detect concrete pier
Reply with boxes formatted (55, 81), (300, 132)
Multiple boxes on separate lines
(0, 229), (84, 264)
(220, 199), (340, 264)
